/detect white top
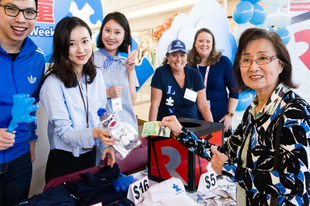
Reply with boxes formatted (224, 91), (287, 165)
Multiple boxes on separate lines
(40, 71), (107, 157)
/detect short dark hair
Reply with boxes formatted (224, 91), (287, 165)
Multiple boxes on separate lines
(233, 28), (297, 92)
(96, 12), (131, 53)
(43, 16), (96, 88)
(187, 28), (222, 67)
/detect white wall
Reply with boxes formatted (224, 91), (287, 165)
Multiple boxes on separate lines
(29, 103), (49, 196)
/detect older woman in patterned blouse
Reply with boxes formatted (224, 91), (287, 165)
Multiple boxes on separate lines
(160, 28), (310, 206)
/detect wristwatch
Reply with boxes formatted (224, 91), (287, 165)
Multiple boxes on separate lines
(226, 111), (234, 117)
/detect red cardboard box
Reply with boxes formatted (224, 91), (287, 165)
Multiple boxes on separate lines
(148, 118), (223, 191)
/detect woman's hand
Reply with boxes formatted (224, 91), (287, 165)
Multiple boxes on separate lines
(210, 145), (228, 175)
(125, 45), (139, 71)
(219, 115), (232, 132)
(93, 127), (116, 145)
(107, 85), (123, 98)
(101, 146), (115, 167)
(159, 115), (182, 136)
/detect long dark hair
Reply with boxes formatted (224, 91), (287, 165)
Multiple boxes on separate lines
(233, 28), (297, 92)
(43, 16), (96, 88)
(96, 12), (131, 53)
(187, 28), (222, 67)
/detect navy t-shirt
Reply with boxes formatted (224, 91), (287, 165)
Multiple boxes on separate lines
(151, 64), (204, 121)
(195, 55), (239, 122)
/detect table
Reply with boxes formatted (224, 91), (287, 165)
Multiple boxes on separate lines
(131, 171), (237, 205)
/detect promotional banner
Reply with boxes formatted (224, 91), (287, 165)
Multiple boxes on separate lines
(30, 0), (103, 61)
(30, 0), (154, 90)
(287, 2), (310, 103)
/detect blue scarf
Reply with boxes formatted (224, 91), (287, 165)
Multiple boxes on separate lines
(99, 48), (125, 68)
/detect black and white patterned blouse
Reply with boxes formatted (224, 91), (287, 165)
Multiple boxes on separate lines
(176, 83), (310, 205)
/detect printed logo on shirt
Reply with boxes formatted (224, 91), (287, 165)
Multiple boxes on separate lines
(166, 85), (175, 107)
(173, 183), (182, 192)
(28, 75), (36, 84)
(166, 97), (174, 106)
(167, 85), (175, 95)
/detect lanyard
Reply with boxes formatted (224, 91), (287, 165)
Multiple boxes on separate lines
(78, 75), (89, 128)
(104, 58), (119, 86)
(197, 64), (210, 89)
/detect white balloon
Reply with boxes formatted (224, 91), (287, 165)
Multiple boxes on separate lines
(274, 7), (291, 28)
(254, 24), (269, 30)
(263, 5), (280, 27)
(276, 0), (291, 7)
(262, 0), (277, 5)
(233, 23), (252, 43)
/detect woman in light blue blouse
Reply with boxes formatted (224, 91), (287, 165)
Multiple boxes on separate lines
(40, 17), (115, 183)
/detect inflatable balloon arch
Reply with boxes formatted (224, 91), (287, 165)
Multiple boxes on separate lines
(230, 0), (291, 129)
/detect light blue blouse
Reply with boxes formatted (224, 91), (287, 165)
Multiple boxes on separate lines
(93, 49), (139, 132)
(40, 71), (107, 157)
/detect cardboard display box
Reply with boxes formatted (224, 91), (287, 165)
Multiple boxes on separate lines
(148, 118), (223, 192)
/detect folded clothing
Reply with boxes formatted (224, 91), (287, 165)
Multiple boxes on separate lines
(142, 177), (198, 206)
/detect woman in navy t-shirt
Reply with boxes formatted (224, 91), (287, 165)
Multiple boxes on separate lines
(187, 28), (239, 136)
(149, 39), (213, 122)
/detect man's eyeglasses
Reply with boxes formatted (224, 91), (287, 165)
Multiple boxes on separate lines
(239, 55), (278, 67)
(0, 4), (37, 20)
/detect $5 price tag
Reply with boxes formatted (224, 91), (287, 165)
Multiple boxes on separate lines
(197, 171), (218, 193)
(127, 175), (149, 205)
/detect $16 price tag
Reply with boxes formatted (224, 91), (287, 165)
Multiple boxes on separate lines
(127, 175), (149, 205)
(197, 171), (218, 193)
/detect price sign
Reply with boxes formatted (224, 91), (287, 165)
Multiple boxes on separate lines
(197, 171), (218, 193)
(127, 175), (149, 205)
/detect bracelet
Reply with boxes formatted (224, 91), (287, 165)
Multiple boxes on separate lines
(226, 111), (234, 117)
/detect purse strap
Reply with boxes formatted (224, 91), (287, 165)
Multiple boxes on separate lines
(271, 97), (302, 206)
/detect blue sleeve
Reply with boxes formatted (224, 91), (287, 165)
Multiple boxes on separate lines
(150, 66), (163, 90)
(222, 56), (239, 99)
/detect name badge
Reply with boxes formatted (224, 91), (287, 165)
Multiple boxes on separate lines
(111, 97), (123, 112)
(197, 165), (218, 193)
(127, 175), (149, 205)
(184, 88), (197, 102)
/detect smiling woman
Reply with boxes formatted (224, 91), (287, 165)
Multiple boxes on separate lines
(40, 16), (116, 184)
(160, 28), (310, 206)
(149, 39), (213, 122)
(187, 28), (239, 136)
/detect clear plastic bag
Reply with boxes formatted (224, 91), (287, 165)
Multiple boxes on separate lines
(98, 108), (141, 159)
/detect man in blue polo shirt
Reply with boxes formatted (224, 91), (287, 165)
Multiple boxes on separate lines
(0, 0), (45, 205)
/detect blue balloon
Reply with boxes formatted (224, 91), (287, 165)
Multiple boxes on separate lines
(249, 3), (266, 25)
(233, 1), (254, 24)
(248, 0), (261, 3)
(236, 89), (256, 111)
(268, 26), (276, 32)
(276, 28), (291, 45)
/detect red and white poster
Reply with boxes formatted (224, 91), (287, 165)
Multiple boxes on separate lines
(287, 2), (310, 103)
